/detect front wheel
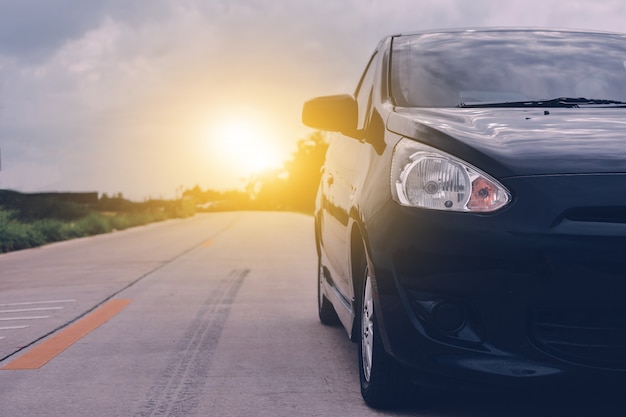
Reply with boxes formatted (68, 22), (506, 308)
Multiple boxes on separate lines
(358, 263), (412, 408)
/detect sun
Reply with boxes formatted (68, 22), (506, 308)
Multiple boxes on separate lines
(207, 116), (283, 178)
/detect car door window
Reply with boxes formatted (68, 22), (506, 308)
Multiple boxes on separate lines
(355, 52), (378, 130)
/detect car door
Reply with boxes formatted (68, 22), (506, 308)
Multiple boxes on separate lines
(320, 132), (360, 294)
(319, 50), (379, 304)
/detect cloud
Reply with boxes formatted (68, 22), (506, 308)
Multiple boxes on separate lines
(0, 0), (106, 63)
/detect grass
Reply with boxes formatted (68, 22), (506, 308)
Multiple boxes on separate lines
(0, 191), (195, 253)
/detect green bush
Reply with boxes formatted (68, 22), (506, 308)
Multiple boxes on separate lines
(76, 213), (112, 235)
(0, 210), (46, 252)
(32, 218), (71, 242)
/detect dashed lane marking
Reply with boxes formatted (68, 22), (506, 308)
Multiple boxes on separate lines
(0, 300), (76, 307)
(0, 301), (70, 342)
(0, 316), (50, 321)
(0, 307), (63, 314)
(1, 299), (131, 370)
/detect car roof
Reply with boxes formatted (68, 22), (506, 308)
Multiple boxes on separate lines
(390, 27), (626, 38)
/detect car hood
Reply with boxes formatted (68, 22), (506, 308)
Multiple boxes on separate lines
(387, 107), (626, 178)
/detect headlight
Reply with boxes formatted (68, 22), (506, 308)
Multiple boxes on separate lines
(391, 139), (510, 212)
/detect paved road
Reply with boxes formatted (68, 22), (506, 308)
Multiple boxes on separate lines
(0, 212), (624, 416)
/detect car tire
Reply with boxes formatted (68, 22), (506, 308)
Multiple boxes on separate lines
(318, 259), (340, 325)
(358, 262), (412, 408)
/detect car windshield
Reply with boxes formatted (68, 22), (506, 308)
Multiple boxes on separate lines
(390, 30), (626, 108)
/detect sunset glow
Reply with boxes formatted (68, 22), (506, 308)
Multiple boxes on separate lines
(207, 116), (283, 179)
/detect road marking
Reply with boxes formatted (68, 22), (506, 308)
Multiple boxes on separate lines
(201, 240), (214, 248)
(0, 307), (64, 314)
(0, 337), (4, 340)
(1, 299), (131, 370)
(0, 326), (29, 330)
(0, 300), (76, 307)
(0, 316), (50, 321)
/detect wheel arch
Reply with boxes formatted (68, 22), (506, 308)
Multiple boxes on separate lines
(349, 216), (393, 353)
(349, 220), (368, 341)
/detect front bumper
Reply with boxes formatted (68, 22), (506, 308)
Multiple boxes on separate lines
(364, 175), (626, 385)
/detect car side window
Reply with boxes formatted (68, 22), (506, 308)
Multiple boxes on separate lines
(354, 51), (378, 131)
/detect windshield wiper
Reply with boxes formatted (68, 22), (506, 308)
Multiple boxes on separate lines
(457, 97), (626, 108)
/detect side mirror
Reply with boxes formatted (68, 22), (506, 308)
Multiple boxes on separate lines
(302, 94), (357, 134)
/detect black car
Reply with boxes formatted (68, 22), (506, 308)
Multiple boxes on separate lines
(302, 28), (626, 408)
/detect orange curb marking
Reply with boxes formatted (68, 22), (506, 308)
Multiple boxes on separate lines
(1, 299), (131, 370)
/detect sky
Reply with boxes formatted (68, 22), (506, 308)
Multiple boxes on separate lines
(1, 0), (626, 200)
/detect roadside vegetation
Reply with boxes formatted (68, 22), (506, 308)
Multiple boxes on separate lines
(0, 132), (328, 254)
(0, 191), (195, 253)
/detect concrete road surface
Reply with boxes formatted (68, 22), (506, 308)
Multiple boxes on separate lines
(0, 212), (624, 416)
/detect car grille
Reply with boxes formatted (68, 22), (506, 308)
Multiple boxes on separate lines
(531, 307), (626, 369)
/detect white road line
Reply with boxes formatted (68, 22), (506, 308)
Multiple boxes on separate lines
(0, 326), (29, 330)
(0, 337), (5, 340)
(0, 316), (50, 321)
(0, 299), (76, 307)
(0, 307), (64, 314)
